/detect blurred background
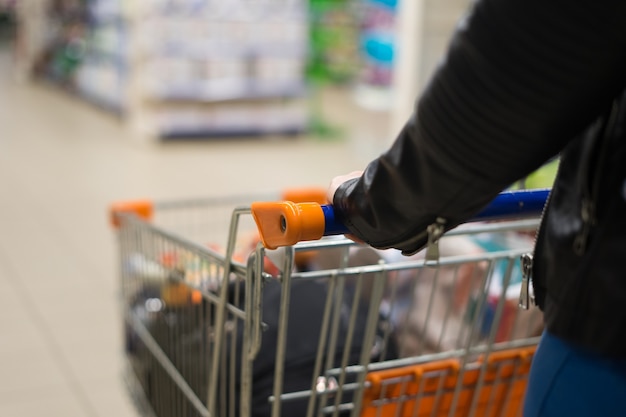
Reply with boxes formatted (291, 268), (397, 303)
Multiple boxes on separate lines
(0, 1), (473, 416)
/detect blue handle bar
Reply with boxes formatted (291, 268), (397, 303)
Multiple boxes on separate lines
(322, 188), (550, 236)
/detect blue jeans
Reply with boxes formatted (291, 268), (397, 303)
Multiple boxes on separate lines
(524, 330), (626, 417)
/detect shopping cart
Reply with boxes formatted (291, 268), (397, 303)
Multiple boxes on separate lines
(110, 188), (548, 417)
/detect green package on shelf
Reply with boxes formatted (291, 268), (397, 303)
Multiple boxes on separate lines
(307, 0), (361, 84)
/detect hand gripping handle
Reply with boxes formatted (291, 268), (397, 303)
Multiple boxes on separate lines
(251, 188), (550, 249)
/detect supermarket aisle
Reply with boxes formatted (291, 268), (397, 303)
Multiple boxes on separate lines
(0, 48), (378, 417)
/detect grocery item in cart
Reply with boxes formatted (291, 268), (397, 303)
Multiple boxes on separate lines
(123, 240), (398, 417)
(232, 276), (397, 417)
(382, 235), (488, 357)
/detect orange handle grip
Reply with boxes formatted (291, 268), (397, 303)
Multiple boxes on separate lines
(251, 201), (326, 250)
(109, 199), (153, 228)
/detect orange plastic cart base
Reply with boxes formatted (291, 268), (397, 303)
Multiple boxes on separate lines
(361, 346), (536, 417)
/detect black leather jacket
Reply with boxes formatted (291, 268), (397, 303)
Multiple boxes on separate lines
(532, 98), (626, 357)
(333, 0), (626, 356)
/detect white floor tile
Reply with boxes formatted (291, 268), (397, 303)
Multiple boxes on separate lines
(0, 384), (92, 417)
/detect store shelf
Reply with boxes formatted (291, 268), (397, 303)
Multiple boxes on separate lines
(146, 83), (307, 103)
(159, 126), (305, 140)
(24, 0), (312, 140)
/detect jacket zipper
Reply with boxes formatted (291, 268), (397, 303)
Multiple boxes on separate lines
(519, 182), (555, 310)
(396, 217), (447, 258)
(425, 217), (446, 262)
(519, 253), (534, 309)
(573, 102), (618, 256)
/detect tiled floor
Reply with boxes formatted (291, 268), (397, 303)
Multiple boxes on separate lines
(0, 47), (389, 417)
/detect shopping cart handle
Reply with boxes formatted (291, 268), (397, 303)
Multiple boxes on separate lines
(251, 188), (549, 250)
(471, 188), (549, 221)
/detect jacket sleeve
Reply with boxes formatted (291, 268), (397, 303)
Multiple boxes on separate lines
(333, 0), (626, 255)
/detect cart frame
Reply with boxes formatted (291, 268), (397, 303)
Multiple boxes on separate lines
(111, 196), (542, 417)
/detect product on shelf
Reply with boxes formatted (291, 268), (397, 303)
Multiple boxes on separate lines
(307, 0), (361, 84)
(354, 0), (398, 110)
